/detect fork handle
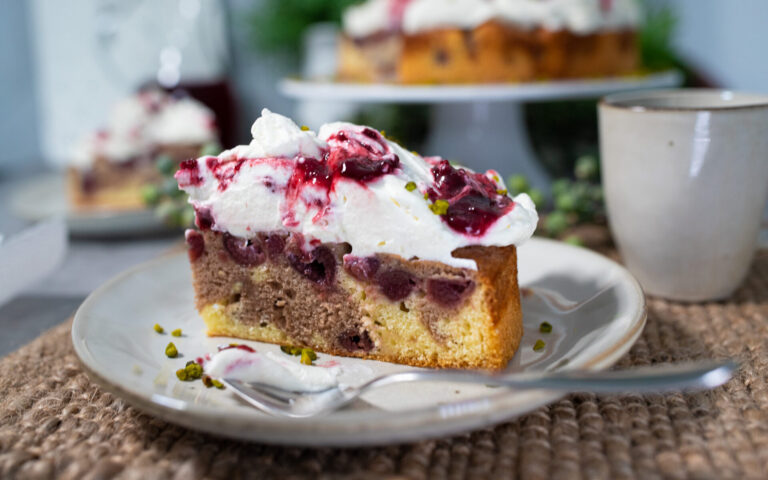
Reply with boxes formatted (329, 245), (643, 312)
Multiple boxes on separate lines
(363, 360), (737, 394)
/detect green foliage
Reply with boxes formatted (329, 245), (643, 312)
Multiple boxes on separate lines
(508, 175), (530, 196)
(511, 154), (606, 241)
(527, 188), (544, 210)
(248, 0), (362, 53)
(145, 144), (222, 229)
(639, 1), (679, 72)
(352, 105), (430, 151)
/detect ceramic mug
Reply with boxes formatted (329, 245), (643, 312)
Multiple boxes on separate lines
(599, 89), (768, 301)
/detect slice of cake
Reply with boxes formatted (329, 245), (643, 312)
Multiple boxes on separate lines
(338, 0), (642, 84)
(176, 110), (538, 370)
(69, 89), (218, 211)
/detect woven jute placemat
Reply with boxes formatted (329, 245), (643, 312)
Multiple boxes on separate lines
(1, 251), (767, 480)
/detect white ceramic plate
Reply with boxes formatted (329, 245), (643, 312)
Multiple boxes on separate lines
(10, 174), (170, 237)
(280, 71), (682, 104)
(72, 238), (645, 447)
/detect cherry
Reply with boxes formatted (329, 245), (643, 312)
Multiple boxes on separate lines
(218, 344), (256, 353)
(428, 160), (514, 236)
(195, 208), (214, 230)
(207, 157), (245, 192)
(338, 329), (374, 352)
(80, 172), (97, 194)
(339, 157), (399, 183)
(186, 230), (205, 261)
(376, 269), (415, 301)
(288, 246), (336, 287)
(261, 233), (286, 257)
(294, 157), (333, 190)
(176, 158), (203, 186)
(222, 233), (266, 266)
(445, 194), (506, 236)
(427, 278), (475, 307)
(343, 256), (380, 282)
(431, 160), (468, 198)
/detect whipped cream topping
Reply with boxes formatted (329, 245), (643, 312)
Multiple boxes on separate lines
(147, 97), (217, 146)
(204, 346), (340, 392)
(342, 0), (396, 38)
(70, 90), (217, 169)
(342, 0), (642, 38)
(177, 109), (537, 270)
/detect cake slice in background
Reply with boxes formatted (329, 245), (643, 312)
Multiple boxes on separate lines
(68, 89), (218, 211)
(338, 0), (642, 84)
(176, 110), (538, 370)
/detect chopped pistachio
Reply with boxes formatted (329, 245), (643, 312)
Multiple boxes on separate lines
(300, 350), (314, 365)
(184, 362), (203, 379)
(300, 125), (309, 131)
(171, 328), (182, 337)
(212, 379), (225, 389)
(539, 322), (553, 334)
(423, 192), (429, 200)
(280, 345), (302, 356)
(165, 342), (178, 358)
(301, 348), (317, 361)
(175, 368), (188, 381)
(202, 375), (214, 388)
(153, 323), (164, 334)
(405, 181), (417, 192)
(533, 339), (546, 352)
(496, 189), (508, 196)
(429, 199), (450, 215)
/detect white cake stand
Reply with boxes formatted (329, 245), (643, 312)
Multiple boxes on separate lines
(280, 71), (682, 189)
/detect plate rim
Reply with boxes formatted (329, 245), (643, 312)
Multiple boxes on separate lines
(279, 70), (682, 104)
(71, 237), (646, 447)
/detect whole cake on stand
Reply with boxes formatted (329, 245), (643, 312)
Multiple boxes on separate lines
(339, 0), (642, 84)
(282, 0), (681, 189)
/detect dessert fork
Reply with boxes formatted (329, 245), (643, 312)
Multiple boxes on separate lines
(221, 360), (737, 418)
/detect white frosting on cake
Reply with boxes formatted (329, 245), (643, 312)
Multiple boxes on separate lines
(178, 109), (537, 270)
(148, 97), (216, 145)
(70, 90), (217, 168)
(224, 110), (327, 160)
(343, 0), (396, 38)
(342, 0), (642, 37)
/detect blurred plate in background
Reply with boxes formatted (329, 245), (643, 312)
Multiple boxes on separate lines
(10, 174), (171, 237)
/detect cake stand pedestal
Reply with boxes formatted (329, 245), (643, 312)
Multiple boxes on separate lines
(280, 71), (681, 190)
